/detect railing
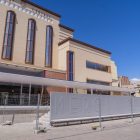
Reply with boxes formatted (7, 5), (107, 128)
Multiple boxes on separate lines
(0, 94), (50, 106)
(0, 94), (50, 130)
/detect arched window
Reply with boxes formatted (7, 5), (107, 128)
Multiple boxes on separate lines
(26, 19), (35, 63)
(45, 26), (53, 67)
(2, 11), (15, 59)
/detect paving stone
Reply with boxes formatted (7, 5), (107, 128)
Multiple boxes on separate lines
(0, 117), (140, 140)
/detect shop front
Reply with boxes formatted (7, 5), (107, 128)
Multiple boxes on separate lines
(0, 82), (43, 106)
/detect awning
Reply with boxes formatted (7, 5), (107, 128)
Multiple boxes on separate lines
(0, 72), (137, 93)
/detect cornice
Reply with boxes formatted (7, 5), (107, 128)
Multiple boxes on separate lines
(0, 0), (53, 24)
(21, 0), (61, 18)
(58, 37), (112, 55)
(59, 24), (75, 32)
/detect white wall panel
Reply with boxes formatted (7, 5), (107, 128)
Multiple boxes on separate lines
(50, 92), (140, 122)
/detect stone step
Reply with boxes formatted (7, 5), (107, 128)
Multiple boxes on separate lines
(33, 120), (50, 124)
(39, 121), (50, 124)
(40, 113), (50, 118)
(39, 117), (50, 120)
(33, 112), (50, 124)
(40, 115), (49, 117)
(44, 114), (50, 117)
(39, 118), (50, 122)
(41, 116), (49, 119)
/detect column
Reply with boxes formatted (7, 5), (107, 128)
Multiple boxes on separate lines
(91, 88), (93, 94)
(28, 84), (31, 106)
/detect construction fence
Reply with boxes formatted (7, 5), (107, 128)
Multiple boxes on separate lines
(50, 92), (140, 127)
(0, 94), (50, 131)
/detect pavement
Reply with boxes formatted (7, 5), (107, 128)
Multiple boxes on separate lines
(0, 117), (140, 140)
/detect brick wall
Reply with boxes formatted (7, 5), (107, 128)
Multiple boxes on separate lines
(44, 70), (66, 95)
(121, 76), (131, 87)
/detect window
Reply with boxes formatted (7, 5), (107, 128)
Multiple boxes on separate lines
(86, 61), (108, 72)
(87, 79), (109, 86)
(2, 11), (15, 59)
(87, 79), (110, 95)
(26, 19), (35, 63)
(67, 51), (74, 93)
(45, 26), (53, 67)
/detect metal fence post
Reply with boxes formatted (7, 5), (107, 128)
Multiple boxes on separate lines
(20, 84), (23, 105)
(2, 95), (7, 123)
(36, 94), (40, 131)
(29, 84), (31, 106)
(98, 95), (102, 129)
(131, 96), (134, 123)
(12, 113), (15, 124)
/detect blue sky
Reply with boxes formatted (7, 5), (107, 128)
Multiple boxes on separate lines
(31, 0), (140, 82)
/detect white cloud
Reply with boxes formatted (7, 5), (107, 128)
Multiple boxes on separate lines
(130, 78), (140, 84)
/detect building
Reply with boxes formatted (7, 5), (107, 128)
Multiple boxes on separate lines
(111, 61), (118, 87)
(122, 82), (140, 97)
(110, 61), (122, 96)
(118, 76), (131, 87)
(115, 76), (132, 96)
(0, 0), (119, 105)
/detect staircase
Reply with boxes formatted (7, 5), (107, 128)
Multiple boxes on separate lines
(33, 111), (50, 125)
(39, 111), (50, 124)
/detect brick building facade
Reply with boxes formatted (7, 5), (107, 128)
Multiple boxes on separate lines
(44, 70), (66, 95)
(118, 76), (131, 87)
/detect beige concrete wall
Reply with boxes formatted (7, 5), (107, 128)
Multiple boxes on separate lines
(0, 0), (113, 93)
(59, 27), (73, 42)
(111, 61), (118, 87)
(59, 40), (112, 93)
(0, 0), (60, 70)
(58, 41), (69, 70)
(69, 41), (112, 83)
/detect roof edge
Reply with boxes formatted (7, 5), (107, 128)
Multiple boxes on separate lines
(21, 0), (61, 18)
(58, 38), (111, 55)
(59, 24), (75, 32)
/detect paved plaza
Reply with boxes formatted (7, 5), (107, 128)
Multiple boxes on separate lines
(0, 117), (140, 140)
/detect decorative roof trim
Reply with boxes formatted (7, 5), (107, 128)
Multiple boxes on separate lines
(21, 0), (61, 18)
(59, 24), (75, 32)
(0, 0), (53, 24)
(58, 38), (111, 55)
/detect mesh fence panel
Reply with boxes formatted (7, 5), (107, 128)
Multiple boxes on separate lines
(0, 94), (50, 124)
(0, 94), (50, 106)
